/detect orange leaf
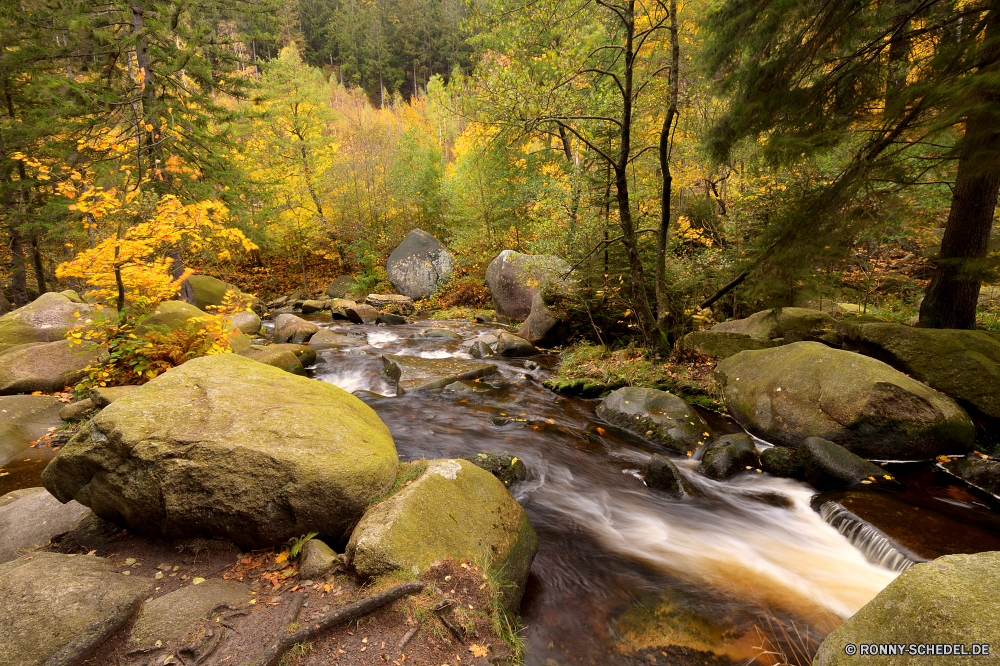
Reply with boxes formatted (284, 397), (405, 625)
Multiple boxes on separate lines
(469, 644), (488, 658)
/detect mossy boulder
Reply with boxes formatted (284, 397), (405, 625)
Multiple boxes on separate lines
(134, 300), (207, 337)
(759, 446), (803, 479)
(710, 307), (834, 340)
(839, 322), (1000, 433)
(381, 354), (499, 395)
(0, 552), (153, 666)
(645, 454), (687, 498)
(238, 346), (306, 374)
(596, 387), (710, 454)
(464, 452), (528, 488)
(347, 459), (538, 613)
(543, 377), (607, 398)
(89, 385), (139, 408)
(325, 276), (359, 299)
(299, 538), (338, 580)
(0, 395), (63, 465)
(715, 342), (974, 460)
(700, 433), (758, 480)
(0, 292), (103, 351)
(0, 340), (106, 395)
(675, 330), (783, 359)
(41, 354), (398, 548)
(798, 436), (889, 491)
(187, 274), (239, 310)
(814, 551), (1000, 665)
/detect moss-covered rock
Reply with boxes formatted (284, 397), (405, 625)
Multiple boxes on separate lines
(759, 446), (803, 479)
(0, 340), (106, 395)
(381, 354), (499, 395)
(496, 331), (537, 357)
(798, 436), (890, 491)
(839, 322), (1000, 434)
(347, 459), (537, 613)
(543, 377), (607, 398)
(187, 274), (239, 311)
(715, 342), (974, 460)
(41, 354), (398, 548)
(299, 538), (338, 580)
(0, 552), (153, 666)
(0, 292), (103, 351)
(645, 454), (687, 498)
(325, 276), (359, 299)
(675, 331), (783, 359)
(133, 301), (207, 337)
(596, 387), (710, 454)
(129, 578), (250, 648)
(224, 310), (262, 335)
(814, 551), (1000, 665)
(711, 307), (834, 340)
(464, 452), (528, 488)
(700, 433), (758, 480)
(238, 346), (306, 374)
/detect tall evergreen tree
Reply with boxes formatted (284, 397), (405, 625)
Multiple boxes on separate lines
(704, 0), (1000, 329)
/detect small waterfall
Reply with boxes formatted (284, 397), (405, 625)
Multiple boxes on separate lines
(819, 501), (920, 572)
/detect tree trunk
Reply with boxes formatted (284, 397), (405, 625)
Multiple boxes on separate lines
(655, 0), (679, 324)
(30, 231), (48, 294)
(919, 10), (1000, 329)
(9, 225), (29, 306)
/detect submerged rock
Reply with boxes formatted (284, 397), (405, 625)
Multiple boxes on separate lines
(645, 454), (687, 498)
(714, 342), (974, 460)
(596, 387), (709, 454)
(814, 551), (1000, 665)
(464, 451), (528, 488)
(381, 354), (499, 395)
(700, 433), (758, 480)
(41, 354), (398, 548)
(386, 229), (454, 300)
(0, 552), (153, 666)
(798, 436), (889, 491)
(347, 459), (538, 613)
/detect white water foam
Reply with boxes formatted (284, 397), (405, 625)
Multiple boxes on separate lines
(367, 330), (400, 347)
(317, 369), (395, 396)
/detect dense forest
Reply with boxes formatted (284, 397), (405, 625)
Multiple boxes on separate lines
(2, 0), (999, 344)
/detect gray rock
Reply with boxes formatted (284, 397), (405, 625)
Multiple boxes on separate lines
(41, 354), (398, 548)
(0, 395), (63, 465)
(89, 385), (139, 408)
(496, 331), (537, 357)
(267, 343), (317, 368)
(59, 398), (95, 421)
(675, 330), (783, 359)
(347, 459), (537, 613)
(298, 538), (337, 581)
(814, 551), (1000, 665)
(444, 381), (477, 393)
(798, 436), (889, 491)
(469, 340), (493, 359)
(596, 387), (710, 454)
(273, 313), (319, 344)
(366, 294), (416, 313)
(517, 292), (572, 347)
(710, 307), (835, 340)
(238, 346), (305, 375)
(417, 327), (462, 340)
(714, 342), (975, 460)
(309, 330), (367, 348)
(386, 229), (454, 300)
(0, 340), (106, 394)
(224, 310), (262, 335)
(644, 454), (687, 498)
(325, 276), (359, 299)
(0, 488), (92, 564)
(700, 433), (758, 480)
(130, 578), (250, 648)
(300, 299), (328, 314)
(0, 552), (153, 666)
(942, 457), (1000, 497)
(759, 446), (803, 479)
(345, 304), (379, 325)
(381, 354), (499, 395)
(376, 313), (407, 325)
(485, 250), (571, 323)
(0, 292), (104, 351)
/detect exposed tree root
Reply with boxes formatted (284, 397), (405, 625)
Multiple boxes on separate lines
(46, 591), (150, 666)
(245, 581), (426, 666)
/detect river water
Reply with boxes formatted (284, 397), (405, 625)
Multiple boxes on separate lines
(301, 317), (902, 665)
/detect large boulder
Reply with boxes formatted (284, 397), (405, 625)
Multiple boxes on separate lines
(325, 275), (359, 299)
(273, 313), (319, 344)
(129, 579), (250, 648)
(0, 340), (106, 395)
(839, 322), (1000, 432)
(134, 300), (207, 337)
(381, 354), (499, 395)
(386, 229), (454, 300)
(485, 250), (571, 323)
(0, 552), (153, 666)
(814, 551), (1000, 665)
(0, 488), (92, 564)
(517, 292), (574, 347)
(675, 330), (783, 359)
(596, 387), (710, 454)
(0, 292), (103, 351)
(710, 307), (834, 340)
(224, 310), (262, 335)
(0, 395), (63, 465)
(496, 330), (537, 357)
(41, 354), (399, 548)
(347, 459), (538, 613)
(187, 274), (240, 311)
(714, 342), (975, 460)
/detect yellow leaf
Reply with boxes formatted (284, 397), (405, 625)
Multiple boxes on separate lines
(275, 552), (288, 563)
(469, 644), (488, 658)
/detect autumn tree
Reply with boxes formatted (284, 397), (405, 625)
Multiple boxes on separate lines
(704, 0), (1000, 329)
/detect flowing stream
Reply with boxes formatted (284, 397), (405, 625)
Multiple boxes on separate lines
(303, 317), (903, 665)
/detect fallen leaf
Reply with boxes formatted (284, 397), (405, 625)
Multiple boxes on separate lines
(324, 583), (332, 593)
(470, 643), (489, 658)
(275, 552), (288, 563)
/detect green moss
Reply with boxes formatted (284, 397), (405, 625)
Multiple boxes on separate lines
(368, 460), (428, 507)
